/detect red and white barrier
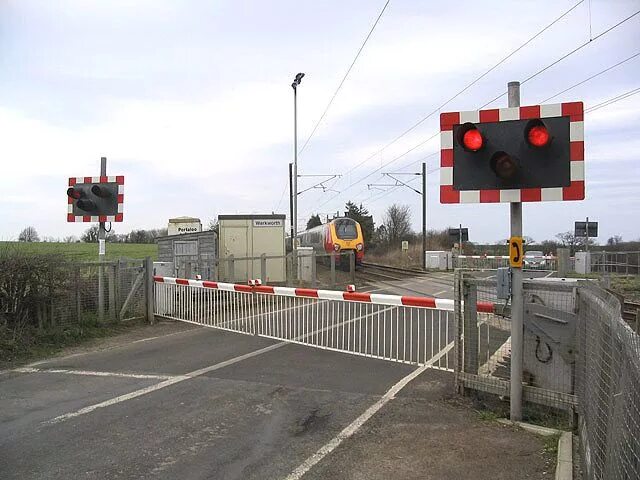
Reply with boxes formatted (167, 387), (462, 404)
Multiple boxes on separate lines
(153, 276), (495, 313)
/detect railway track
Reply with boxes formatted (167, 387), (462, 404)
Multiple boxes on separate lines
(358, 261), (456, 295)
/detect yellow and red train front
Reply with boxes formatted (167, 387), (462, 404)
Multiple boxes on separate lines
(324, 218), (364, 263)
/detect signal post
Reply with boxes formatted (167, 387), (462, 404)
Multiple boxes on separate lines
(67, 157), (125, 321)
(440, 84), (584, 420)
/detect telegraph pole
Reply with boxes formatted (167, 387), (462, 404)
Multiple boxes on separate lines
(422, 162), (427, 269)
(508, 81), (524, 421)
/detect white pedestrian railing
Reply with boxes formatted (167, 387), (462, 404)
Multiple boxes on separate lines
(153, 277), (493, 370)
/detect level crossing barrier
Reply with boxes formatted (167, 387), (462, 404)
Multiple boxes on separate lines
(154, 276), (495, 369)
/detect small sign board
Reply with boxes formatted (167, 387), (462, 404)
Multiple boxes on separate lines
(401, 240), (409, 251)
(448, 228), (469, 242)
(575, 221), (597, 238)
(253, 219), (284, 228)
(509, 236), (523, 268)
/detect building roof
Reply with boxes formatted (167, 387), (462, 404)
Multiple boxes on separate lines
(218, 214), (286, 220)
(168, 216), (201, 223)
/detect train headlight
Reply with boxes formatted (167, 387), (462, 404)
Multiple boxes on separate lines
(333, 243), (341, 251)
(356, 243), (363, 251)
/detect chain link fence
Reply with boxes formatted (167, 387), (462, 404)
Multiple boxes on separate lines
(575, 284), (640, 480)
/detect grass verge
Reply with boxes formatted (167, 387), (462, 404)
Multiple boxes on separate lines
(0, 319), (143, 368)
(0, 241), (158, 261)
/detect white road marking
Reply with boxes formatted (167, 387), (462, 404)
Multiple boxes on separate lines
(44, 341), (287, 426)
(544, 271), (554, 278)
(12, 367), (181, 381)
(283, 341), (454, 480)
(433, 290), (447, 296)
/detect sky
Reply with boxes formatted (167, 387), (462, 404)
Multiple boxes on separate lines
(1, 0), (639, 244)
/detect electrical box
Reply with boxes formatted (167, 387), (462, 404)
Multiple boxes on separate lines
(424, 251), (452, 270)
(575, 251), (591, 274)
(297, 247), (314, 282)
(497, 267), (511, 299)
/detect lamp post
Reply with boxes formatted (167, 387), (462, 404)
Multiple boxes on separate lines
(291, 72), (304, 260)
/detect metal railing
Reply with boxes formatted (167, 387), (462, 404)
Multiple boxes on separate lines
(154, 277), (456, 368)
(454, 255), (557, 271)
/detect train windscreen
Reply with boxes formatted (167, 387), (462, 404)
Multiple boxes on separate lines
(334, 219), (358, 240)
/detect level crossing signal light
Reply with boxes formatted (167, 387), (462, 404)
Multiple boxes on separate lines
(67, 177), (124, 222)
(439, 102), (584, 203)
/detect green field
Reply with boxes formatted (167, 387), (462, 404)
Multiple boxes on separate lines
(0, 242), (158, 261)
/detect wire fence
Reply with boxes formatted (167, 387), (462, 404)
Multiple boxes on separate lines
(590, 251), (640, 275)
(575, 284), (640, 480)
(1, 258), (150, 332)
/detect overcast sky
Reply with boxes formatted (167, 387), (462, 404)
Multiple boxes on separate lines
(1, 0), (639, 244)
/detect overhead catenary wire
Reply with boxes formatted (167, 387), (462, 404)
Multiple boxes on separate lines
(585, 86), (640, 113)
(297, 0), (391, 156)
(541, 51), (640, 103)
(344, 7), (640, 203)
(325, 0), (586, 185)
(480, 8), (640, 108)
(315, 132), (439, 209)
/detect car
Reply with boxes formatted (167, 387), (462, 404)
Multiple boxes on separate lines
(523, 250), (547, 268)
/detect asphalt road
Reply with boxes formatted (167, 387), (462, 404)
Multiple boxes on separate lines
(1, 326), (419, 480)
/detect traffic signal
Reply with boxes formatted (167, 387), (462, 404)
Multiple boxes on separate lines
(67, 176), (124, 222)
(440, 102), (584, 203)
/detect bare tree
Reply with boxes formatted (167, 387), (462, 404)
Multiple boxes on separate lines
(81, 225), (117, 243)
(607, 235), (623, 246)
(382, 204), (412, 245)
(18, 226), (39, 242)
(63, 235), (78, 243)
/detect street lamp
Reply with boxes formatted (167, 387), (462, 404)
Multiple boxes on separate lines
(291, 72), (304, 257)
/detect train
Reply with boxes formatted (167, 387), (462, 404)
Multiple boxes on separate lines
(297, 217), (365, 264)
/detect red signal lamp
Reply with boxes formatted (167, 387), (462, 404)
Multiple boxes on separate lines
(525, 120), (551, 148)
(66, 187), (82, 199)
(462, 128), (483, 151)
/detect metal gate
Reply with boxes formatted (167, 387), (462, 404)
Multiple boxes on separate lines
(153, 276), (472, 369)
